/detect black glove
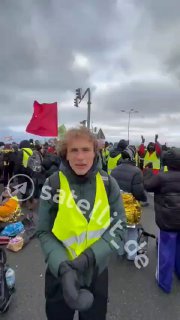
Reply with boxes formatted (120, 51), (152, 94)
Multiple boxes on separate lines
(68, 248), (95, 273)
(141, 135), (145, 144)
(155, 134), (158, 142)
(59, 261), (94, 311)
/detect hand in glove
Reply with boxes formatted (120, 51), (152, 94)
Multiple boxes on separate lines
(141, 135), (145, 144)
(68, 248), (95, 273)
(59, 261), (94, 311)
(155, 134), (158, 142)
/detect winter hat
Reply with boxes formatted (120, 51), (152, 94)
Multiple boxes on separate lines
(162, 148), (180, 170)
(121, 145), (136, 160)
(117, 139), (128, 151)
(19, 140), (31, 149)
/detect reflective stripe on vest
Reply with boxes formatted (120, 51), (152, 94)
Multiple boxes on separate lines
(52, 171), (110, 260)
(107, 154), (121, 174)
(143, 151), (160, 170)
(22, 148), (33, 168)
(135, 152), (139, 167)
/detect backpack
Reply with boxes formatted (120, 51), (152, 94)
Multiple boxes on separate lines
(24, 150), (42, 173)
(0, 248), (14, 313)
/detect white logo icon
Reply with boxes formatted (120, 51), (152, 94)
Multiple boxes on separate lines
(13, 182), (28, 195)
(7, 174), (35, 202)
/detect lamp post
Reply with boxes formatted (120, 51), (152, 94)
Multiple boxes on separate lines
(74, 88), (91, 129)
(120, 108), (139, 143)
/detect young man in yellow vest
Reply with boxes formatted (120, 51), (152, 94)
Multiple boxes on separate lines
(37, 127), (126, 320)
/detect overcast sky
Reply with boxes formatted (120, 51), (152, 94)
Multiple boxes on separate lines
(1, 0), (180, 146)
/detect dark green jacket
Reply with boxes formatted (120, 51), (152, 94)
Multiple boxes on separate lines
(37, 158), (126, 285)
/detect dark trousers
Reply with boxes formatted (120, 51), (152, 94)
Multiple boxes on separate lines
(156, 230), (180, 293)
(3, 165), (14, 186)
(45, 268), (108, 320)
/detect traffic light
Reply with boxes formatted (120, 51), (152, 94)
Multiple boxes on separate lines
(80, 120), (87, 126)
(76, 88), (81, 100)
(74, 97), (79, 107)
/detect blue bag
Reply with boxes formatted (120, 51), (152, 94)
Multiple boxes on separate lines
(0, 222), (24, 237)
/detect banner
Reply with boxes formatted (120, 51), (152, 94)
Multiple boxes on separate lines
(26, 101), (58, 136)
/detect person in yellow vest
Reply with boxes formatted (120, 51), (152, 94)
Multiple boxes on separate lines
(14, 140), (33, 174)
(14, 140), (34, 208)
(138, 134), (162, 175)
(101, 141), (110, 172)
(107, 139), (128, 174)
(37, 127), (126, 320)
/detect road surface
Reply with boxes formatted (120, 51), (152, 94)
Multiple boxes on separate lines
(2, 195), (180, 320)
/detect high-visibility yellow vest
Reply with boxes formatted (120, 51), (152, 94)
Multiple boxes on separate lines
(107, 154), (121, 174)
(102, 148), (109, 164)
(143, 151), (160, 170)
(22, 148), (33, 168)
(164, 166), (168, 172)
(52, 171), (110, 260)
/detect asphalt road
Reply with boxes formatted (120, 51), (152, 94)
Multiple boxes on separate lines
(2, 195), (180, 320)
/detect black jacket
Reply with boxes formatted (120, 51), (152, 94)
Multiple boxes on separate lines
(42, 153), (61, 178)
(144, 169), (180, 231)
(111, 159), (147, 202)
(14, 149), (32, 176)
(109, 149), (121, 158)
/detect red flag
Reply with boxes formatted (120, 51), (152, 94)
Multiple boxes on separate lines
(26, 101), (58, 136)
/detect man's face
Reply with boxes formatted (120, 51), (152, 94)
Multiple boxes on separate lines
(41, 146), (48, 155)
(66, 137), (95, 175)
(148, 143), (155, 152)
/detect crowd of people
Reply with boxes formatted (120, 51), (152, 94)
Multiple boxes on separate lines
(0, 130), (180, 319)
(0, 139), (60, 210)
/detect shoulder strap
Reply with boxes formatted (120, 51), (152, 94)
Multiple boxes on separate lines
(48, 171), (60, 196)
(23, 149), (32, 157)
(49, 170), (111, 198)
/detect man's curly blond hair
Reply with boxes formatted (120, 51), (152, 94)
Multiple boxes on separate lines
(57, 127), (98, 159)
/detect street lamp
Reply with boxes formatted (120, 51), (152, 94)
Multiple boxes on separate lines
(120, 108), (139, 143)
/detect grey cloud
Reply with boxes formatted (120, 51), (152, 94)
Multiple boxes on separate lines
(0, 0), (120, 91)
(132, 0), (180, 80)
(135, 0), (180, 26)
(94, 80), (180, 117)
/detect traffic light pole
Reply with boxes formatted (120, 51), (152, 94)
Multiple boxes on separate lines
(84, 88), (91, 129)
(74, 88), (91, 129)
